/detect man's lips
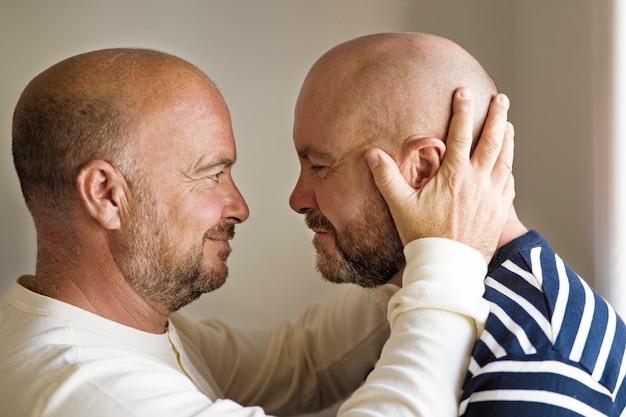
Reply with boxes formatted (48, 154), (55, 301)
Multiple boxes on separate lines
(311, 229), (333, 245)
(209, 235), (232, 241)
(206, 238), (232, 252)
(205, 233), (233, 248)
(305, 211), (336, 242)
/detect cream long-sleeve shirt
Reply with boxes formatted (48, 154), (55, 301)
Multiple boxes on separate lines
(0, 238), (487, 416)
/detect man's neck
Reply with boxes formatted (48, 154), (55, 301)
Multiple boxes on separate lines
(387, 266), (404, 287)
(31, 261), (170, 334)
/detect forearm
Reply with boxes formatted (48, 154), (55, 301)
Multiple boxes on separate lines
(338, 238), (488, 417)
(195, 285), (397, 415)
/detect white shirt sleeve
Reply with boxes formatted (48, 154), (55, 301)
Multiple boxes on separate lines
(172, 284), (397, 414)
(337, 237), (489, 417)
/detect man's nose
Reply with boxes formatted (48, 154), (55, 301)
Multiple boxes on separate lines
(289, 175), (316, 214)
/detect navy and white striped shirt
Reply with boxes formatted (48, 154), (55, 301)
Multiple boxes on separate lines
(460, 230), (626, 416)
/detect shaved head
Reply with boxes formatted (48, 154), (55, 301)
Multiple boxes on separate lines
(296, 32), (498, 152)
(12, 48), (219, 218)
(291, 32), (499, 288)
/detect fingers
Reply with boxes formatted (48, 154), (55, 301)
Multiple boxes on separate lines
(497, 121), (515, 175)
(442, 87), (475, 171)
(471, 93), (510, 171)
(364, 148), (414, 245)
(496, 121), (516, 203)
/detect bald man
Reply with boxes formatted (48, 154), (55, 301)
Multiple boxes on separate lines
(290, 32), (626, 416)
(0, 48), (513, 416)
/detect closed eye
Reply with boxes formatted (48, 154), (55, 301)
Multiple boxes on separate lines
(209, 171), (225, 183)
(310, 164), (332, 179)
(297, 148), (332, 178)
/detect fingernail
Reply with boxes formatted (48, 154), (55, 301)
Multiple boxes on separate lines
(459, 88), (472, 99)
(365, 153), (380, 168)
(498, 94), (510, 109)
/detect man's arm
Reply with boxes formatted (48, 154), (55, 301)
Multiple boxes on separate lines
(176, 285), (397, 415)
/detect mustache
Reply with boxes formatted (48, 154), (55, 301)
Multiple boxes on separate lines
(305, 211), (337, 236)
(203, 222), (236, 242)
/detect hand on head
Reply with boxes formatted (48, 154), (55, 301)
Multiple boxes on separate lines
(365, 87), (515, 263)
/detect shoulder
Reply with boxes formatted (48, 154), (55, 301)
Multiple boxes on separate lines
(464, 231), (626, 415)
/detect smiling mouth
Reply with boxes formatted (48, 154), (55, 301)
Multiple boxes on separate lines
(204, 236), (231, 247)
(203, 223), (236, 242)
(207, 231), (233, 243)
(205, 238), (232, 253)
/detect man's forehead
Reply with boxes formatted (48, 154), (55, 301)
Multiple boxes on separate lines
(195, 133), (237, 164)
(294, 102), (364, 157)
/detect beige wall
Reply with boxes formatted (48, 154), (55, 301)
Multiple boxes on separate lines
(0, 2), (614, 413)
(512, 0), (598, 290)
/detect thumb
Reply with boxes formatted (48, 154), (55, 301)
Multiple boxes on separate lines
(364, 148), (415, 233)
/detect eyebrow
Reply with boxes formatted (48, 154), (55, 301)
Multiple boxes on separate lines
(297, 146), (333, 161)
(191, 158), (234, 175)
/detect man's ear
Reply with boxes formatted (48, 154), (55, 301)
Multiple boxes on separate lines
(75, 160), (129, 230)
(398, 136), (446, 189)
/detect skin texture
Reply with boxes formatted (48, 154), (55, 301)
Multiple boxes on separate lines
(12, 49), (249, 333)
(290, 32), (522, 287)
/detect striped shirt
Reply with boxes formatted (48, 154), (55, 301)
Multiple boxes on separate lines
(460, 230), (626, 416)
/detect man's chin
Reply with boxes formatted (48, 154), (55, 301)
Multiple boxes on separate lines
(315, 253), (399, 288)
(315, 254), (355, 285)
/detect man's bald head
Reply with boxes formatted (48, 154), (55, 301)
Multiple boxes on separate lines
(296, 32), (497, 151)
(12, 48), (217, 217)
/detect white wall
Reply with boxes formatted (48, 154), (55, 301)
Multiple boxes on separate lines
(0, 0), (611, 413)
(512, 0), (598, 285)
(510, 0), (622, 313)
